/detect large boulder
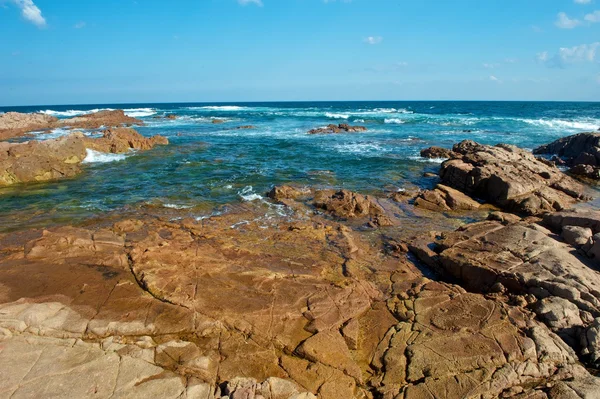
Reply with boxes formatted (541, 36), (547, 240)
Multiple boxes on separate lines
(534, 133), (600, 179)
(420, 146), (457, 159)
(414, 184), (481, 212)
(82, 127), (168, 153)
(438, 140), (588, 215)
(313, 189), (393, 226)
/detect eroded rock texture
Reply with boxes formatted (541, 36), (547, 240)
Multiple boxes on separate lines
(437, 141), (587, 215)
(0, 129), (167, 187)
(411, 218), (600, 371)
(1, 206), (599, 398)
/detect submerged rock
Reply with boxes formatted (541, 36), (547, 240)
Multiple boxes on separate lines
(438, 140), (588, 215)
(308, 124), (367, 134)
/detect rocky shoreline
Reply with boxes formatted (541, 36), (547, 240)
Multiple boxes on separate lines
(1, 114), (600, 398)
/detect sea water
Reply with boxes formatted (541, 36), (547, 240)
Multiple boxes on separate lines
(0, 101), (599, 231)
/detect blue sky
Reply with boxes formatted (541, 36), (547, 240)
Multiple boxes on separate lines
(1, 0), (599, 105)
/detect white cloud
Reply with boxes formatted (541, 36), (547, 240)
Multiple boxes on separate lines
(11, 0), (46, 27)
(537, 42), (600, 68)
(585, 10), (600, 23)
(74, 21), (86, 29)
(575, 0), (591, 4)
(559, 42), (599, 63)
(536, 51), (549, 63)
(364, 36), (383, 45)
(238, 0), (263, 6)
(555, 12), (581, 29)
(483, 63), (499, 69)
(489, 75), (501, 83)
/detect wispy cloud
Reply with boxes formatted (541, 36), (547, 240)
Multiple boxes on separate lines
(537, 42), (599, 68)
(238, 0), (263, 6)
(364, 36), (383, 45)
(555, 12), (581, 29)
(11, 0), (46, 27)
(575, 0), (591, 4)
(74, 21), (86, 29)
(585, 10), (600, 23)
(489, 75), (501, 83)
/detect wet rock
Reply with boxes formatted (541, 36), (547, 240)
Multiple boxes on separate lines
(420, 146), (457, 159)
(234, 125), (257, 130)
(212, 119), (225, 124)
(308, 124), (367, 134)
(414, 184), (481, 212)
(267, 185), (309, 202)
(534, 133), (600, 180)
(62, 110), (143, 130)
(82, 127), (169, 153)
(439, 140), (588, 215)
(313, 189), (392, 226)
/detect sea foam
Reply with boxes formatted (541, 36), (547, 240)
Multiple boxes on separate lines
(82, 149), (128, 164)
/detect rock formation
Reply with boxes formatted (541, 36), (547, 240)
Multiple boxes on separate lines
(420, 146), (457, 159)
(308, 124), (367, 134)
(534, 132), (600, 179)
(436, 140), (587, 215)
(0, 110), (144, 140)
(0, 128), (168, 187)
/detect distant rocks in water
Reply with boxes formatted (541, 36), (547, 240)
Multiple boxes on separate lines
(0, 110), (144, 140)
(534, 132), (600, 180)
(0, 112), (58, 140)
(308, 123), (367, 135)
(436, 140), (588, 215)
(235, 125), (256, 129)
(212, 119), (225, 124)
(154, 114), (177, 120)
(0, 128), (168, 187)
(420, 146), (457, 159)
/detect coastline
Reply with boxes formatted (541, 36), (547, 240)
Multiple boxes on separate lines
(1, 104), (600, 398)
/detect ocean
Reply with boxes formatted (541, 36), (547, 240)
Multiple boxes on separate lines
(1, 101), (599, 231)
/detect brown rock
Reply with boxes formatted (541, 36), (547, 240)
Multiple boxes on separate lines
(420, 146), (457, 159)
(267, 185), (309, 202)
(0, 112), (58, 140)
(308, 124), (367, 134)
(439, 140), (588, 215)
(83, 127), (168, 153)
(313, 189), (392, 226)
(415, 184), (481, 212)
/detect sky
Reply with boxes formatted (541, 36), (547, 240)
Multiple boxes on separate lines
(0, 0), (599, 105)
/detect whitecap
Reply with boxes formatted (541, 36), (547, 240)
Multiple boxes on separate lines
(123, 108), (157, 118)
(385, 118), (406, 124)
(191, 106), (248, 111)
(408, 156), (447, 164)
(518, 118), (599, 132)
(40, 108), (115, 117)
(82, 149), (128, 164)
(238, 186), (264, 202)
(325, 112), (350, 119)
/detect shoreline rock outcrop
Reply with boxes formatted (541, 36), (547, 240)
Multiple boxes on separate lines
(0, 128), (168, 187)
(0, 110), (144, 140)
(435, 140), (588, 215)
(534, 132), (600, 179)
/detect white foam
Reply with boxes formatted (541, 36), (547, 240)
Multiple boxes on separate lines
(123, 108), (157, 118)
(332, 142), (389, 156)
(408, 156), (447, 164)
(325, 112), (350, 119)
(40, 108), (114, 117)
(192, 106), (247, 111)
(162, 203), (192, 209)
(238, 186), (264, 202)
(385, 118), (406, 124)
(519, 118), (600, 132)
(82, 149), (128, 164)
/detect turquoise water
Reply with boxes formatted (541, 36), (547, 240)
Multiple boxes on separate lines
(1, 101), (599, 231)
